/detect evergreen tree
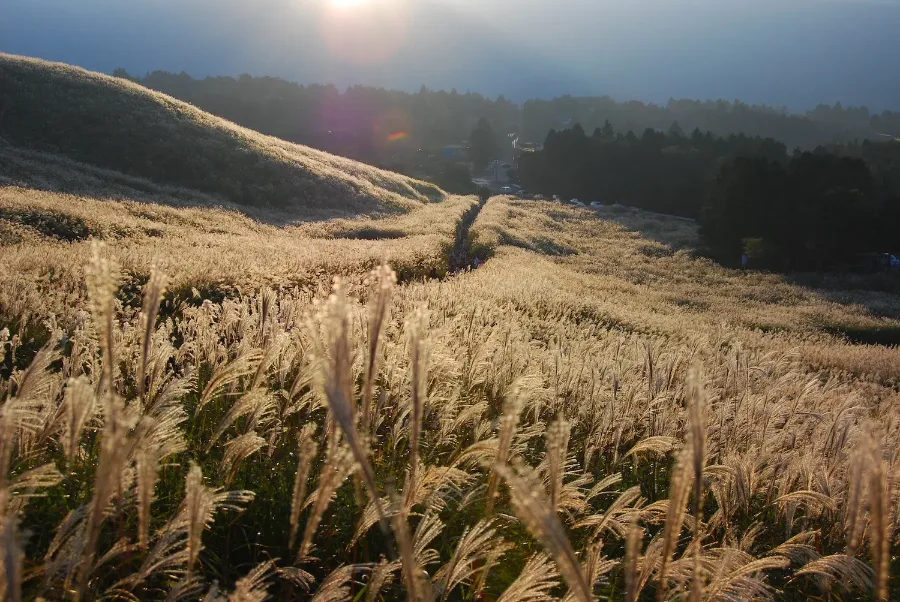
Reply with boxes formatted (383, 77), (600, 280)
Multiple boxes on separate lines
(468, 118), (496, 171)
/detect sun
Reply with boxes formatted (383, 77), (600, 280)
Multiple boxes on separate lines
(330, 0), (369, 8)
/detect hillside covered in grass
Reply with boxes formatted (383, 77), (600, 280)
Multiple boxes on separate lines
(0, 54), (443, 214)
(1, 57), (898, 602)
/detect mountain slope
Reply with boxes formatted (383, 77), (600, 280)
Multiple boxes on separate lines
(0, 54), (443, 213)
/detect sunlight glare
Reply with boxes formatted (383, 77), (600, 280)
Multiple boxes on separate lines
(330, 0), (369, 8)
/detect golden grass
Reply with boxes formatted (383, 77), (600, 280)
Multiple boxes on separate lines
(1, 183), (898, 599)
(0, 54), (443, 214)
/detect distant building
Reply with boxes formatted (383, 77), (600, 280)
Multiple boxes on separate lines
(512, 138), (542, 152)
(442, 144), (467, 160)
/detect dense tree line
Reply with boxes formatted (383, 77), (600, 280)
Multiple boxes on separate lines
(701, 153), (900, 269)
(518, 122), (900, 269)
(113, 68), (900, 165)
(518, 123), (788, 217)
(112, 68), (519, 166)
(523, 97), (900, 151)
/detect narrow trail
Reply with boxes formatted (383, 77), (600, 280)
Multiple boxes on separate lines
(448, 197), (487, 272)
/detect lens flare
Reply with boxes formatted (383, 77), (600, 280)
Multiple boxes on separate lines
(387, 132), (408, 142)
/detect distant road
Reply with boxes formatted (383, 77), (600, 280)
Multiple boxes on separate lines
(471, 163), (511, 191)
(876, 132), (900, 142)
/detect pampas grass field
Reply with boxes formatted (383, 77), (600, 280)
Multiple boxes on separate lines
(1, 55), (898, 601)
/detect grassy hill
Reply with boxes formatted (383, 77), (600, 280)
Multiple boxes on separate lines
(0, 54), (443, 213)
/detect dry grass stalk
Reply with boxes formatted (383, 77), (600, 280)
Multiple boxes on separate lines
(74, 394), (130, 599)
(138, 269), (167, 407)
(686, 365), (707, 602)
(868, 444), (891, 602)
(545, 416), (571, 515)
(495, 461), (593, 602)
(624, 517), (643, 602)
(134, 444), (158, 549)
(497, 553), (560, 602)
(433, 519), (506, 601)
(85, 241), (118, 395)
(289, 423), (319, 551)
(485, 383), (524, 515)
(390, 495), (431, 602)
(407, 307), (428, 507)
(298, 442), (356, 560)
(319, 279), (388, 532)
(361, 262), (395, 435)
(184, 463), (208, 578)
(656, 447), (692, 601)
(60, 376), (96, 464)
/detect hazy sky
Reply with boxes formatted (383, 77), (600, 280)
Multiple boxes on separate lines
(3, 0), (899, 110)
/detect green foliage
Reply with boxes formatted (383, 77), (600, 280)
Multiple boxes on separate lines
(701, 153), (898, 270)
(431, 162), (477, 195)
(468, 118), (497, 172)
(520, 123), (783, 217)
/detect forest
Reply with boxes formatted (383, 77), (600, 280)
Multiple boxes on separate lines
(517, 123), (900, 269)
(113, 68), (900, 162)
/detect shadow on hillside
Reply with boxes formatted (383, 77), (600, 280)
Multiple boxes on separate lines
(0, 145), (401, 227)
(592, 205), (701, 252)
(590, 204), (900, 347)
(0, 55), (442, 215)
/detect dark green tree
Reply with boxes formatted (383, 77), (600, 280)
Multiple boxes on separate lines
(468, 117), (496, 171)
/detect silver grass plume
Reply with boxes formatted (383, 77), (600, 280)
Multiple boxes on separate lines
(686, 365), (707, 602)
(361, 262), (395, 435)
(138, 269), (167, 408)
(185, 463), (208, 578)
(406, 307), (428, 508)
(319, 280), (388, 533)
(228, 560), (274, 602)
(60, 376), (96, 465)
(573, 485), (641, 542)
(844, 441), (867, 556)
(624, 517), (642, 602)
(311, 564), (370, 602)
(365, 558), (399, 602)
(220, 433), (266, 485)
(73, 394), (131, 600)
(85, 241), (119, 395)
(289, 423), (319, 551)
(135, 443), (158, 549)
(485, 382), (524, 515)
(656, 447), (692, 602)
(497, 553), (560, 602)
(868, 442), (891, 602)
(390, 491), (432, 602)
(298, 442), (356, 560)
(794, 553), (874, 593)
(197, 350), (264, 413)
(545, 416), (571, 515)
(495, 460), (593, 602)
(433, 519), (507, 601)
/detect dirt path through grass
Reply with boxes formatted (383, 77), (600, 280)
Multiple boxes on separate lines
(448, 197), (486, 271)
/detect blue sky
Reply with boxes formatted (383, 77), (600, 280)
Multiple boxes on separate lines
(2, 0), (899, 110)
